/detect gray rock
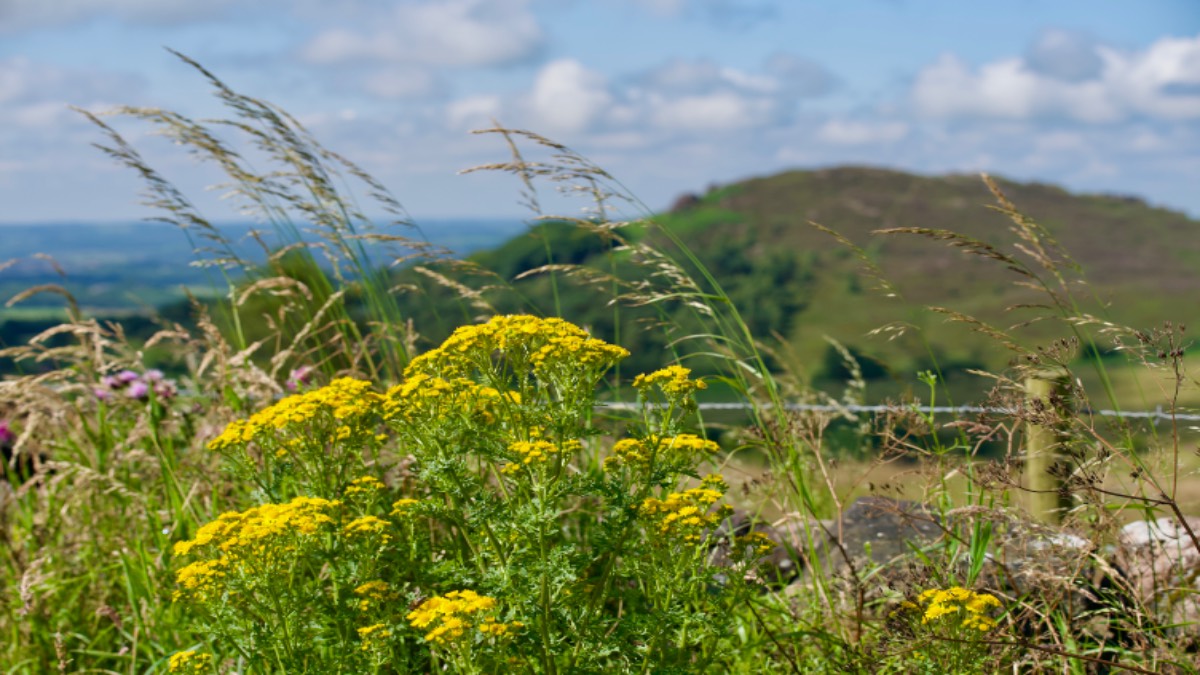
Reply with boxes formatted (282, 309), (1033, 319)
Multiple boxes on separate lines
(829, 496), (942, 568)
(1115, 516), (1200, 627)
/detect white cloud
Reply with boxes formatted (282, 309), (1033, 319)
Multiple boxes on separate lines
(440, 53), (832, 142)
(622, 56), (828, 132)
(446, 94), (503, 130)
(912, 33), (1200, 123)
(527, 59), (613, 134)
(912, 53), (1121, 122)
(1106, 34), (1200, 120)
(0, 56), (142, 105)
(301, 0), (543, 68)
(0, 57), (144, 137)
(648, 90), (775, 131)
(1025, 29), (1104, 82)
(817, 119), (909, 145)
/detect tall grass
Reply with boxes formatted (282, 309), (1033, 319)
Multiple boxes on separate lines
(1, 54), (1197, 673)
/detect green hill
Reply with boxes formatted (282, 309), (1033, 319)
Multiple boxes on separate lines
(417, 166), (1199, 405)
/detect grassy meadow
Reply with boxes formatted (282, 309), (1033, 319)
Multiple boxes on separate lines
(1, 59), (1199, 673)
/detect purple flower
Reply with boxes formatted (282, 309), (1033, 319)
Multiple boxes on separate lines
(286, 366), (315, 391)
(143, 369), (164, 383)
(101, 375), (120, 389)
(93, 387), (113, 401)
(116, 370), (140, 384)
(127, 381), (150, 400)
(0, 421), (13, 445)
(153, 381), (177, 400)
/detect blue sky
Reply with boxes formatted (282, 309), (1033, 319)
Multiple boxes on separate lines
(1, 0), (1198, 222)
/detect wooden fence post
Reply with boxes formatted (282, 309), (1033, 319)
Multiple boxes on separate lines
(1024, 367), (1069, 524)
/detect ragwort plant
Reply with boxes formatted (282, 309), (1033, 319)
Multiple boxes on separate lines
(172, 314), (776, 673)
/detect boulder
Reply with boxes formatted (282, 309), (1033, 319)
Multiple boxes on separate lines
(1115, 516), (1200, 627)
(828, 496), (942, 568)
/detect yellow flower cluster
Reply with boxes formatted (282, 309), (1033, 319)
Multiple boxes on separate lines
(383, 374), (518, 424)
(914, 587), (1001, 632)
(403, 314), (627, 379)
(390, 498), (420, 517)
(174, 497), (340, 557)
(502, 438), (582, 474)
(354, 580), (398, 612)
(406, 590), (516, 645)
(345, 475), (385, 496)
(173, 497), (340, 600)
(478, 616), (524, 637)
(528, 334), (631, 377)
(343, 515), (391, 542)
(604, 434), (720, 470)
(734, 531), (777, 557)
(168, 650), (213, 673)
(174, 559), (228, 601)
(504, 439), (556, 472)
(356, 623), (393, 651)
(633, 365), (707, 397)
(208, 378), (382, 452)
(639, 487), (730, 544)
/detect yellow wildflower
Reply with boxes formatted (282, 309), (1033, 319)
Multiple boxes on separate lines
(633, 365), (707, 397)
(390, 498), (420, 517)
(173, 497), (341, 602)
(354, 580), (397, 612)
(168, 650), (213, 673)
(343, 516), (391, 541)
(913, 586), (1001, 632)
(639, 486), (730, 544)
(208, 378), (382, 452)
(605, 434), (719, 471)
(479, 617), (524, 638)
(357, 623), (393, 651)
(345, 475), (385, 496)
(407, 590), (502, 644)
(734, 531), (777, 557)
(402, 315), (626, 381)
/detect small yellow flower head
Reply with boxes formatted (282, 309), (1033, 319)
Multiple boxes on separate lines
(401, 314), (626, 383)
(639, 486), (729, 545)
(478, 617), (524, 639)
(207, 378), (382, 452)
(357, 623), (393, 651)
(407, 590), (502, 645)
(605, 435), (719, 471)
(503, 438), (581, 474)
(174, 559), (229, 601)
(168, 650), (213, 673)
(173, 497), (342, 602)
(734, 531), (777, 557)
(390, 498), (420, 517)
(913, 587), (1002, 632)
(353, 580), (396, 611)
(345, 475), (385, 496)
(633, 365), (706, 397)
(343, 516), (391, 540)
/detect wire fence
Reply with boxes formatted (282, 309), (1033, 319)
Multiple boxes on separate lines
(598, 401), (1200, 423)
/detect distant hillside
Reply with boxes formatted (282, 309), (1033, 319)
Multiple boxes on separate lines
(660, 167), (1199, 368)
(410, 167), (1200, 403)
(0, 219), (524, 312)
(6, 169), (1195, 406)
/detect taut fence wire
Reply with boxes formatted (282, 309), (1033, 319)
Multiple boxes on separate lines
(598, 402), (1200, 423)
